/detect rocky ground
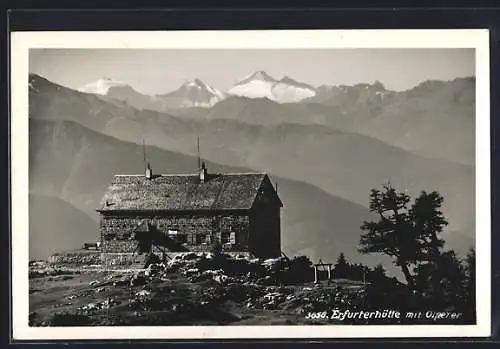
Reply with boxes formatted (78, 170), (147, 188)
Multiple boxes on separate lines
(29, 253), (371, 326)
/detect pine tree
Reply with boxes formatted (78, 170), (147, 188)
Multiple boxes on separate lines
(463, 248), (476, 321)
(410, 191), (448, 302)
(359, 183), (419, 290)
(370, 264), (387, 282)
(359, 183), (448, 293)
(440, 250), (468, 307)
(333, 252), (350, 278)
(411, 191), (447, 256)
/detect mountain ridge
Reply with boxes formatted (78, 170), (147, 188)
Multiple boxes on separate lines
(78, 77), (130, 95)
(65, 72), (475, 102)
(29, 74), (474, 229)
(35, 72), (474, 165)
(29, 194), (97, 260)
(30, 118), (401, 271)
(29, 118), (474, 274)
(63, 71), (474, 112)
(29, 74), (475, 260)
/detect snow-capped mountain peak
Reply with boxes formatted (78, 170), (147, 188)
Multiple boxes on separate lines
(184, 78), (206, 89)
(239, 70), (277, 84)
(180, 79), (224, 99)
(78, 78), (130, 95)
(272, 76), (317, 103)
(279, 76), (297, 84)
(278, 76), (315, 89)
(227, 71), (279, 101)
(156, 78), (225, 108)
(227, 71), (316, 103)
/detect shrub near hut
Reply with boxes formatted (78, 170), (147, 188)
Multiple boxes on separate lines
(286, 256), (315, 284)
(191, 253), (315, 285)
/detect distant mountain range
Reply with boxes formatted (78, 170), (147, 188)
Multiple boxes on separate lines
(30, 118), (403, 273)
(77, 70), (320, 108)
(70, 71), (475, 166)
(75, 71), (404, 109)
(28, 73), (475, 271)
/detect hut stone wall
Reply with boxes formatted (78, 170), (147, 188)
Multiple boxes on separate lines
(100, 212), (251, 254)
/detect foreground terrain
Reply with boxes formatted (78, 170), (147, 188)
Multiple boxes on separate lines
(29, 258), (364, 326)
(30, 270), (365, 326)
(29, 252), (471, 326)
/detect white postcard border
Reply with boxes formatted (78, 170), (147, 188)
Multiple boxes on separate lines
(11, 29), (491, 340)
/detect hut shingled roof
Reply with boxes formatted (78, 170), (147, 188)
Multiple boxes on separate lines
(97, 172), (279, 212)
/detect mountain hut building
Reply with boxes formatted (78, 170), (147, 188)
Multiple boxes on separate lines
(96, 162), (283, 267)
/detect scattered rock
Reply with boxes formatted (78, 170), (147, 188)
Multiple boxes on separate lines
(135, 290), (151, 297)
(181, 252), (199, 261)
(213, 274), (231, 285)
(130, 272), (146, 286)
(79, 297), (119, 313)
(183, 268), (200, 277)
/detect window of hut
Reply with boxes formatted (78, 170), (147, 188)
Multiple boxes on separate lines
(177, 234), (188, 244)
(138, 239), (152, 254)
(221, 232), (230, 244)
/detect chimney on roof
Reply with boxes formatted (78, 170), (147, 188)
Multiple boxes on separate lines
(145, 163), (152, 179)
(199, 161), (207, 183)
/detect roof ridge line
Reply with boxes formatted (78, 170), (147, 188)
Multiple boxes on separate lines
(113, 172), (267, 177)
(219, 172), (267, 175)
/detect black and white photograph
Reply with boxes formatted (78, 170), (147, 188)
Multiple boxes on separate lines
(11, 29), (491, 339)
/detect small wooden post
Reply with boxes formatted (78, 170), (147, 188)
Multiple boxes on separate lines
(314, 265), (318, 284)
(327, 264), (331, 280)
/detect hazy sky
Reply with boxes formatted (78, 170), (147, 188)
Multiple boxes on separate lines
(29, 48), (474, 95)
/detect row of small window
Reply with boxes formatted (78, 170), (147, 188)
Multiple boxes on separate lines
(104, 230), (238, 244)
(167, 230), (237, 245)
(105, 232), (133, 240)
